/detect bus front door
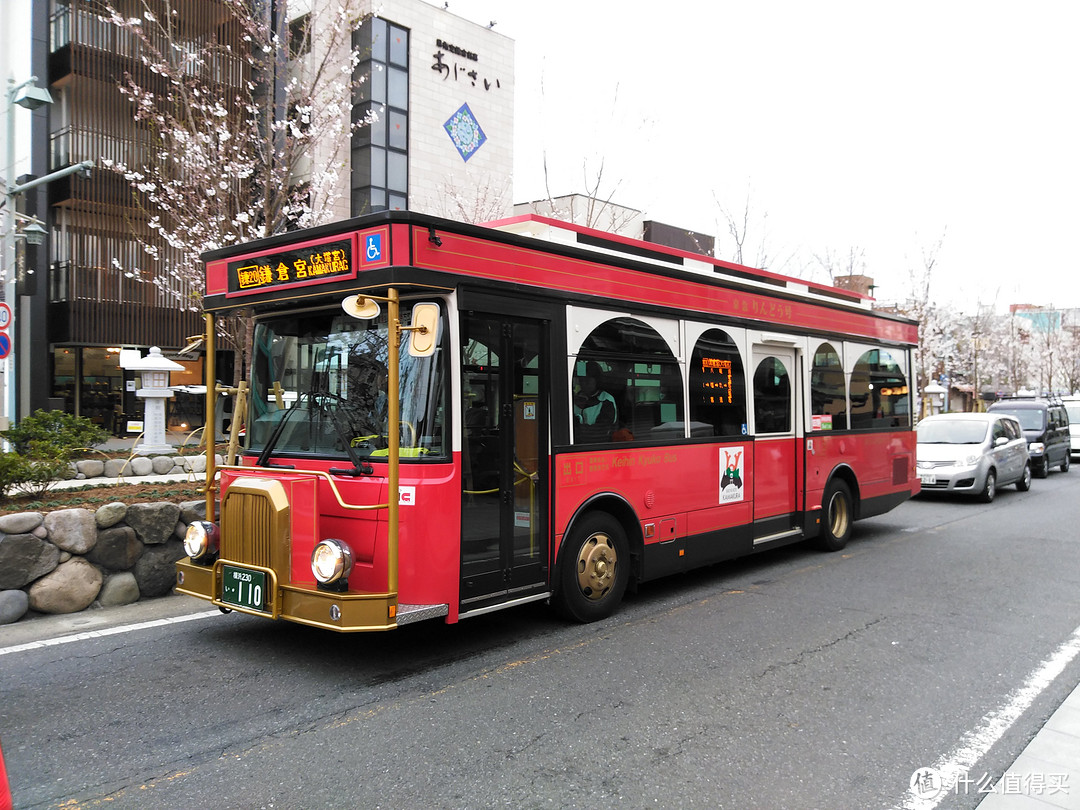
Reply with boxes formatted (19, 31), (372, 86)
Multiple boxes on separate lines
(460, 312), (549, 612)
(751, 345), (801, 543)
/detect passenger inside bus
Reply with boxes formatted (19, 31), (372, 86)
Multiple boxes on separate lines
(574, 361), (619, 441)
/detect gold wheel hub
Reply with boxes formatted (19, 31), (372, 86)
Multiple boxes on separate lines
(829, 493), (850, 537)
(576, 534), (617, 600)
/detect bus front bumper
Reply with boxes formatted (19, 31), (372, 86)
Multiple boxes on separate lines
(175, 557), (399, 632)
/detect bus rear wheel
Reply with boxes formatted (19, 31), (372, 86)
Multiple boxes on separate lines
(555, 513), (629, 623)
(817, 479), (854, 552)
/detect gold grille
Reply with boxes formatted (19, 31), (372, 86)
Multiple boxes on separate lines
(220, 479), (290, 569)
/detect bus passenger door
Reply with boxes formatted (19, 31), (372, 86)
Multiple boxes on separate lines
(751, 345), (801, 542)
(460, 312), (549, 611)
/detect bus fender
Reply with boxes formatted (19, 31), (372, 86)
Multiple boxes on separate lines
(804, 464), (860, 538)
(557, 493), (643, 591)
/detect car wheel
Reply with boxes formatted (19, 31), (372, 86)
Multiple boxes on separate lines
(1016, 463), (1032, 492)
(980, 470), (997, 503)
(1062, 454), (1070, 473)
(554, 512), (630, 623)
(1035, 460), (1049, 479)
(817, 479), (854, 551)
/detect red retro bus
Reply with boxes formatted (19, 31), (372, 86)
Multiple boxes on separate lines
(176, 211), (919, 631)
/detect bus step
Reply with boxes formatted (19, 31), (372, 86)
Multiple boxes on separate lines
(752, 528), (803, 547)
(397, 603), (450, 625)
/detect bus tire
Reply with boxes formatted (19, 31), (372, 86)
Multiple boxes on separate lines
(554, 512), (630, 623)
(817, 479), (853, 552)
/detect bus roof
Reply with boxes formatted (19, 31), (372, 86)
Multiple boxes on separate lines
(485, 213), (876, 309)
(202, 210), (917, 345)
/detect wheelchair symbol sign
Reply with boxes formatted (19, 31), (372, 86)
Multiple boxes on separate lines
(365, 234), (382, 263)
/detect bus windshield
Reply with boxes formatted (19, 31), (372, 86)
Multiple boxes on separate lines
(247, 307), (446, 460)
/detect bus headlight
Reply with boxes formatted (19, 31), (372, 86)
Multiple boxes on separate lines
(184, 521), (220, 563)
(311, 538), (353, 585)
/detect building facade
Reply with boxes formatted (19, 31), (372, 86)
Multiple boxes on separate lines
(20, 0), (513, 431)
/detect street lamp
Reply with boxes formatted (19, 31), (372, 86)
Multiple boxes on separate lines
(12, 82), (53, 111)
(19, 221), (46, 247)
(4, 75), (94, 428)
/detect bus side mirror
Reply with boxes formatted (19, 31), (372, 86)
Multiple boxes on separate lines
(407, 302), (440, 357)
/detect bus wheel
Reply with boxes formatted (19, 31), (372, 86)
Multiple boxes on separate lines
(817, 479), (853, 552)
(555, 513), (629, 622)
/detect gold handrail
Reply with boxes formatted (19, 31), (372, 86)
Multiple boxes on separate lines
(215, 464), (389, 512)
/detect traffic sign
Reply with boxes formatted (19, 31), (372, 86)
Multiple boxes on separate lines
(0, 303), (10, 331)
(0, 333), (10, 360)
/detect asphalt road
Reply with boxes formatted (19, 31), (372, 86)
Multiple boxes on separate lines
(2, 469), (1079, 810)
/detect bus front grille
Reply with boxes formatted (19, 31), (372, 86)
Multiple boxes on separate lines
(220, 478), (291, 569)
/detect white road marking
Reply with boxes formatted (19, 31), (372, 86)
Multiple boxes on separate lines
(895, 623), (1080, 809)
(0, 610), (221, 657)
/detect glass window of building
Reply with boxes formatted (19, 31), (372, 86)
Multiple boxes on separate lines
(353, 18), (409, 215)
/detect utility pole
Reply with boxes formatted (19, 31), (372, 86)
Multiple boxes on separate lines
(3, 74), (93, 427)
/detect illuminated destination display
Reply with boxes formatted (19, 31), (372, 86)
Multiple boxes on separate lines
(699, 356), (733, 404)
(227, 238), (354, 294)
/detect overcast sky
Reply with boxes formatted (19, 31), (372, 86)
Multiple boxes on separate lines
(438, 0), (1080, 314)
(8, 2), (1078, 315)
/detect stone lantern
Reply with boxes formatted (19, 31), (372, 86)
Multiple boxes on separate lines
(121, 346), (184, 454)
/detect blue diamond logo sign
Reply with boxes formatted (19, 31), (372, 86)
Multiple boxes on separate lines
(444, 103), (487, 162)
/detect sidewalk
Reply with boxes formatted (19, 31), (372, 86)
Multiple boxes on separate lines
(976, 682), (1080, 808)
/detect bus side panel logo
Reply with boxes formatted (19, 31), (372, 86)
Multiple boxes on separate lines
(720, 446), (745, 503)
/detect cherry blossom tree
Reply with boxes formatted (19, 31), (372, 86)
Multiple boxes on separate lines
(99, 0), (370, 379)
(893, 233), (959, 417)
(1062, 323), (1080, 395)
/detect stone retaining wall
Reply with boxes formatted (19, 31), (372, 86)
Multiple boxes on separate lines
(0, 500), (210, 625)
(70, 454), (223, 481)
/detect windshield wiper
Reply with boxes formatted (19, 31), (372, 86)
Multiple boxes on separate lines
(313, 394), (374, 476)
(255, 393), (308, 468)
(255, 389), (374, 476)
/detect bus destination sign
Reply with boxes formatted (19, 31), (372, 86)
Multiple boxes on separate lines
(227, 238), (355, 295)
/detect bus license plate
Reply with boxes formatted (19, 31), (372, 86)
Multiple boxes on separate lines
(222, 565), (267, 612)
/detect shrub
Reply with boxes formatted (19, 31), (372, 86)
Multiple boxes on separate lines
(0, 410), (107, 499)
(0, 452), (24, 498)
(3, 409), (108, 457)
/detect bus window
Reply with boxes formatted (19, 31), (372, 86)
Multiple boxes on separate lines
(573, 317), (683, 443)
(248, 307), (447, 459)
(849, 349), (909, 429)
(689, 329), (747, 437)
(753, 356), (791, 434)
(811, 342), (847, 430)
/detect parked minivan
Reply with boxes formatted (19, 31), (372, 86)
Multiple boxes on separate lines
(987, 397), (1071, 477)
(1063, 396), (1080, 461)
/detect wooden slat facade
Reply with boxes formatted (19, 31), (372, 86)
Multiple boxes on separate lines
(44, 0), (246, 348)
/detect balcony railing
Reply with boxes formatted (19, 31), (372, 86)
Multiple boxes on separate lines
(50, 125), (150, 172)
(51, 3), (246, 87)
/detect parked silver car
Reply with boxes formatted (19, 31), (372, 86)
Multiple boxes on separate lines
(916, 412), (1031, 502)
